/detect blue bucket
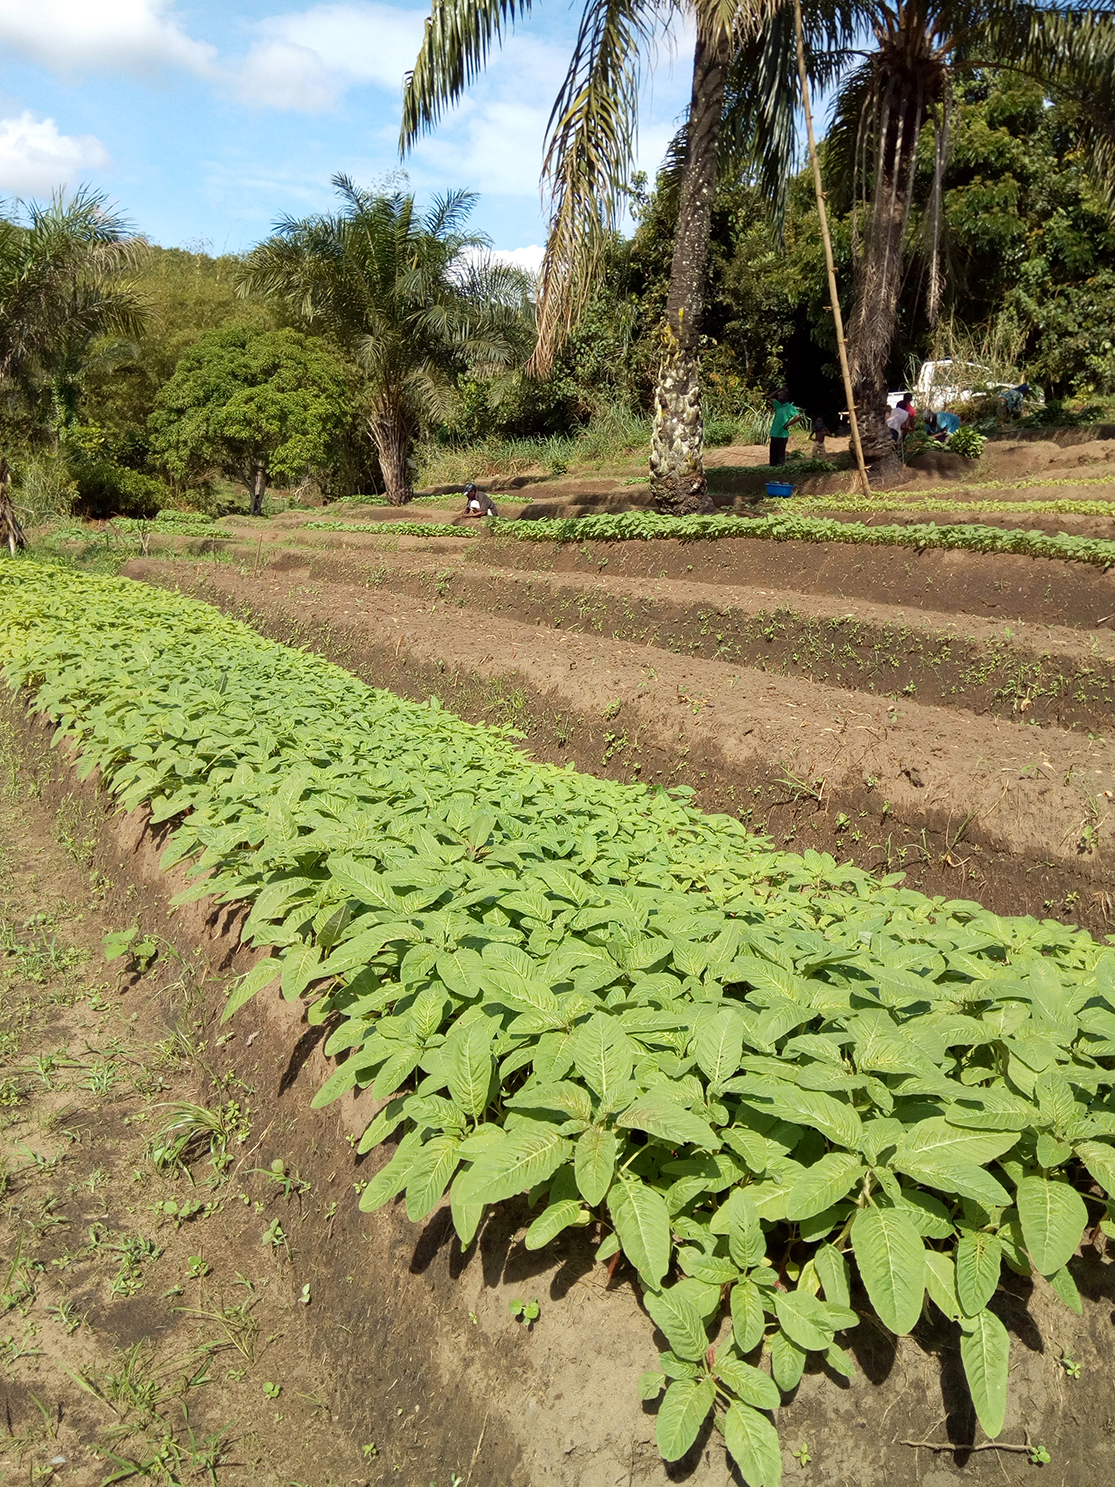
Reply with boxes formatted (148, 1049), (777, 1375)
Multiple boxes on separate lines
(766, 481), (795, 498)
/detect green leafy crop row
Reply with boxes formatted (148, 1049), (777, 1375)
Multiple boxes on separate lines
(2, 562), (1113, 1483)
(305, 520), (472, 538)
(785, 494), (1115, 518)
(492, 510), (1115, 567)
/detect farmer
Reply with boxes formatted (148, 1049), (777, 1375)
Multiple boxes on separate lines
(461, 482), (497, 518)
(928, 409), (960, 442)
(887, 394), (916, 441)
(768, 387), (802, 467)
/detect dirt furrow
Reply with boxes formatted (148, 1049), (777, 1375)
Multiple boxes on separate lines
(128, 559), (1115, 932)
(217, 545), (1115, 733)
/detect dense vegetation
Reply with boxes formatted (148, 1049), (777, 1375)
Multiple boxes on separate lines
(4, 561), (1113, 1482)
(2, 74), (1114, 522)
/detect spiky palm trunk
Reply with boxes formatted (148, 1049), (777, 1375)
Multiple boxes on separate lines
(650, 24), (732, 516)
(846, 41), (939, 476)
(371, 397), (414, 505)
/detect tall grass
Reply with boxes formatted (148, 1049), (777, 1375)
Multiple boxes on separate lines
(415, 404), (651, 487)
(415, 399), (774, 487)
(14, 455), (77, 525)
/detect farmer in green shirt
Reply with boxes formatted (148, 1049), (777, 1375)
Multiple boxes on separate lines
(769, 387), (802, 467)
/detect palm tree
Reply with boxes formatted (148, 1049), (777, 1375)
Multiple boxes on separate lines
(824, 2), (1115, 470)
(0, 188), (143, 439)
(239, 176), (534, 504)
(402, 0), (803, 514)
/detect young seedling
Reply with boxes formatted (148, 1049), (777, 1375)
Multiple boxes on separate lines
(262, 1380), (281, 1399)
(1030, 1445), (1051, 1465)
(509, 1298), (540, 1328)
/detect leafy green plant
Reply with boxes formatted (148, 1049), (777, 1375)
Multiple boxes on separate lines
(305, 520), (473, 538)
(947, 427), (986, 460)
(509, 1298), (540, 1326)
(102, 926), (158, 971)
(2, 561), (1114, 1483)
(489, 510), (1115, 569)
(149, 1101), (247, 1179)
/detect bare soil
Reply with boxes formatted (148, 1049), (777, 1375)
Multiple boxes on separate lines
(127, 558), (1115, 935)
(185, 545), (1115, 733)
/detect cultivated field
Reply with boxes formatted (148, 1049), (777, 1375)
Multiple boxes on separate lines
(6, 424), (1115, 1487)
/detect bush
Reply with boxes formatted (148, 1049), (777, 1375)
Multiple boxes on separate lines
(947, 426), (986, 460)
(72, 458), (169, 519)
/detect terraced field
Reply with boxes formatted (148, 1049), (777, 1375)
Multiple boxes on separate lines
(12, 424), (1115, 1487)
(125, 479), (1115, 934)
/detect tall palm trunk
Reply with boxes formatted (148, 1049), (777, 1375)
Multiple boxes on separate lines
(371, 396), (414, 505)
(248, 459), (268, 517)
(846, 54), (932, 474)
(650, 23), (732, 516)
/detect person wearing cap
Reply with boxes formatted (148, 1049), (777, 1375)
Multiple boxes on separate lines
(461, 482), (497, 518)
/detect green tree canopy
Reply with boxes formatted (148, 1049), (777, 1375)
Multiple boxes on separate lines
(148, 326), (353, 513)
(240, 176), (533, 504)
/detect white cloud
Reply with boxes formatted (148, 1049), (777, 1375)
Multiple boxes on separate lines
(0, 112), (109, 194)
(490, 244), (544, 273)
(0, 0), (215, 76)
(239, 40), (339, 112)
(257, 3), (426, 91)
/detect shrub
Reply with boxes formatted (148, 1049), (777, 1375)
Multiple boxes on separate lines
(948, 427), (986, 460)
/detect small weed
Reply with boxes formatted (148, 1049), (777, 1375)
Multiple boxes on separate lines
(262, 1380), (281, 1399)
(1060, 1353), (1081, 1379)
(1030, 1444), (1051, 1465)
(793, 1440), (812, 1466)
(102, 926), (158, 972)
(150, 1099), (248, 1180)
(509, 1298), (539, 1327)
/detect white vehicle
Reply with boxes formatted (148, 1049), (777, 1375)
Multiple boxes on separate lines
(888, 359), (1015, 410)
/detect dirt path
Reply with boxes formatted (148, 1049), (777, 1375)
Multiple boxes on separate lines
(128, 560), (1115, 931)
(0, 720), (382, 1486)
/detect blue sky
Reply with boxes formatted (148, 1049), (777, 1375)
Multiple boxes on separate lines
(0, 1), (696, 263)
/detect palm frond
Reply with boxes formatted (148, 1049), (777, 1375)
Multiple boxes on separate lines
(400, 0), (533, 150)
(531, 0), (659, 374)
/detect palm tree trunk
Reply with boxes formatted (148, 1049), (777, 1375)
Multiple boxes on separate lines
(371, 399), (413, 506)
(846, 67), (928, 476)
(649, 23), (731, 516)
(248, 460), (268, 516)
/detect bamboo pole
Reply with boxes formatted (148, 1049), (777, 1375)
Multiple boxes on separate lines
(792, 0), (870, 496)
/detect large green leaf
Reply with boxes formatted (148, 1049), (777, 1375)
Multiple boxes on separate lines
(892, 1154), (1011, 1210)
(731, 1278), (766, 1354)
(1075, 1139), (1115, 1197)
(897, 1118), (1019, 1166)
(959, 1309), (1009, 1439)
(573, 1012), (633, 1101)
(461, 1124), (571, 1206)
(609, 1178), (670, 1289)
(955, 1231), (1002, 1316)
(644, 1285), (708, 1363)
(617, 1092), (721, 1151)
(1016, 1176), (1088, 1276)
(655, 1377), (716, 1462)
(524, 1198), (589, 1250)
(814, 1243), (851, 1308)
(851, 1207), (925, 1335)
(923, 1250), (961, 1321)
(694, 1008), (744, 1087)
(446, 1019), (493, 1117)
(773, 1290), (836, 1353)
(724, 1401), (783, 1487)
(574, 1125), (617, 1205)
(404, 1135), (460, 1221)
(715, 1355), (780, 1410)
(785, 1152), (864, 1221)
(770, 1329), (806, 1393)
